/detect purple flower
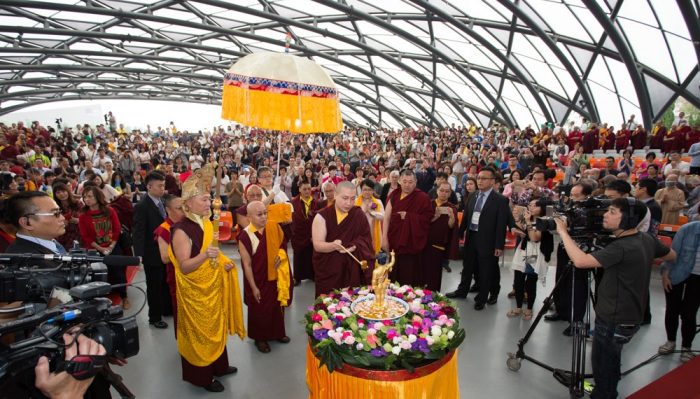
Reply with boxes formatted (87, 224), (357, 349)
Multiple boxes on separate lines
(313, 329), (329, 341)
(370, 347), (388, 357)
(405, 326), (416, 335)
(421, 295), (433, 304)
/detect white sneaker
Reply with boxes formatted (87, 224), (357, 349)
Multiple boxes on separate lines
(680, 348), (695, 363)
(658, 340), (676, 355)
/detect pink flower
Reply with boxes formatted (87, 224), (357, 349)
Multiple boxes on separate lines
(311, 314), (322, 322)
(321, 319), (333, 330)
(366, 334), (377, 345)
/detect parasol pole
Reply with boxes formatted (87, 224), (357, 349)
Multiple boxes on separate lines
(211, 157), (224, 268)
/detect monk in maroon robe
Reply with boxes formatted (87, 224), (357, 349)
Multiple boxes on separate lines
(290, 181), (317, 284)
(678, 124), (691, 152)
(238, 201), (292, 353)
(685, 126), (700, 151)
(650, 122), (666, 150)
(615, 128), (630, 151)
(567, 129), (583, 150)
(421, 183), (461, 292)
(631, 126), (647, 150)
(582, 127), (597, 153)
(312, 182), (375, 297)
(663, 126), (679, 154)
(383, 170), (434, 287)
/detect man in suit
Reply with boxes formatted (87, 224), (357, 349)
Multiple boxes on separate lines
(133, 171), (171, 329)
(5, 191), (68, 272)
(446, 167), (509, 310)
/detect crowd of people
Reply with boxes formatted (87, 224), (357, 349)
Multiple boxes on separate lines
(0, 112), (699, 397)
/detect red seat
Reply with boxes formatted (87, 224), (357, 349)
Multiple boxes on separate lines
(504, 231), (517, 250)
(218, 211), (233, 242)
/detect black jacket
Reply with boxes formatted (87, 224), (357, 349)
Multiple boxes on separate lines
(458, 190), (510, 253)
(132, 196), (165, 266)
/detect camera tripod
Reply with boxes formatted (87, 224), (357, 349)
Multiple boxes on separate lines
(506, 262), (594, 399)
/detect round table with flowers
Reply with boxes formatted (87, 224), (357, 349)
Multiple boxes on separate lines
(305, 284), (464, 399)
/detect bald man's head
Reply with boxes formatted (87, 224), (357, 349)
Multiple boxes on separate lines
(246, 184), (263, 202)
(246, 200), (268, 229)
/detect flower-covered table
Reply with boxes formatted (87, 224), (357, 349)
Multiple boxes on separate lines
(305, 285), (464, 399)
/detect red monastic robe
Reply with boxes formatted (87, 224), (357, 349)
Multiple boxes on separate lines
(567, 131), (582, 150)
(582, 129), (598, 153)
(312, 206), (375, 297)
(386, 189), (434, 287)
(154, 218), (176, 335)
(615, 129), (630, 151)
(631, 128), (647, 150)
(420, 202), (460, 292)
(290, 196), (316, 282)
(650, 126), (666, 150)
(237, 227), (290, 341)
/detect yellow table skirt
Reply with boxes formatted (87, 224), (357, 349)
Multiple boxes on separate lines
(306, 344), (460, 399)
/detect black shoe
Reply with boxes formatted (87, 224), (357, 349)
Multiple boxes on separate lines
(445, 290), (467, 299)
(149, 320), (168, 329)
(474, 303), (485, 311)
(562, 325), (573, 337)
(446, 290), (468, 299)
(443, 265), (452, 273)
(487, 295), (498, 305)
(641, 317), (651, 326)
(204, 379), (225, 392)
(277, 336), (291, 344)
(469, 284), (479, 293)
(217, 366), (238, 377)
(544, 313), (563, 322)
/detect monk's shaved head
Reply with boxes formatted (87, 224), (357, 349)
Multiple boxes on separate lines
(246, 200), (268, 229)
(246, 184), (264, 201)
(335, 181), (355, 194)
(335, 181), (356, 213)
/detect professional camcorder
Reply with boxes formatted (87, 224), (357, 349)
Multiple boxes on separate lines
(0, 248), (138, 303)
(535, 197), (611, 240)
(0, 250), (141, 396)
(0, 281), (139, 386)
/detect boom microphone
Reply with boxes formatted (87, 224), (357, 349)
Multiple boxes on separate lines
(0, 253), (141, 267)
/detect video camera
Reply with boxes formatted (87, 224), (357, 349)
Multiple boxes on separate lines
(0, 248), (139, 303)
(535, 196), (612, 242)
(0, 281), (139, 384)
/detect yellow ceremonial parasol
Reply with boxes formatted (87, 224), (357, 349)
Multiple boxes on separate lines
(221, 52), (343, 134)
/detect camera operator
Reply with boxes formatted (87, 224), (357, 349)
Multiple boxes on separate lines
(1, 192), (115, 397)
(554, 198), (676, 399)
(546, 181), (593, 336)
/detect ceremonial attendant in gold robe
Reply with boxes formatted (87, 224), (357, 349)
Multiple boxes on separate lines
(290, 181), (317, 284)
(355, 179), (384, 256)
(312, 181), (375, 297)
(382, 169), (433, 287)
(169, 165), (245, 393)
(421, 182), (460, 292)
(154, 194), (184, 336)
(237, 201), (292, 354)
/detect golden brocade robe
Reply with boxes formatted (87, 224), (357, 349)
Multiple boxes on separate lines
(168, 218), (246, 367)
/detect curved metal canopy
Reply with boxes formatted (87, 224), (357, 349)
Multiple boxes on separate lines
(0, 0), (698, 130)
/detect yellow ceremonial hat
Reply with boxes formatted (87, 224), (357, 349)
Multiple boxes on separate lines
(181, 163), (216, 200)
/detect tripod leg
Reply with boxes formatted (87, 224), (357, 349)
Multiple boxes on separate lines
(508, 265), (571, 368)
(101, 364), (135, 399)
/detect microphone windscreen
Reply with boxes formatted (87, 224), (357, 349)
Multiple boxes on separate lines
(101, 255), (141, 267)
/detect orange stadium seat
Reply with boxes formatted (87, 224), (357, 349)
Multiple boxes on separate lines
(218, 211), (233, 242)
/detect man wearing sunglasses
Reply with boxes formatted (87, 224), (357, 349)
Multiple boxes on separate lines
(5, 191), (68, 269)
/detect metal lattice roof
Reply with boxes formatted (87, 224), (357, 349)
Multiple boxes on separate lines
(0, 0), (698, 129)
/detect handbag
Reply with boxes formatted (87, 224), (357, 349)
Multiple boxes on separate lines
(118, 224), (133, 251)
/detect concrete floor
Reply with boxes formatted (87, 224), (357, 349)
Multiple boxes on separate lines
(113, 245), (688, 398)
